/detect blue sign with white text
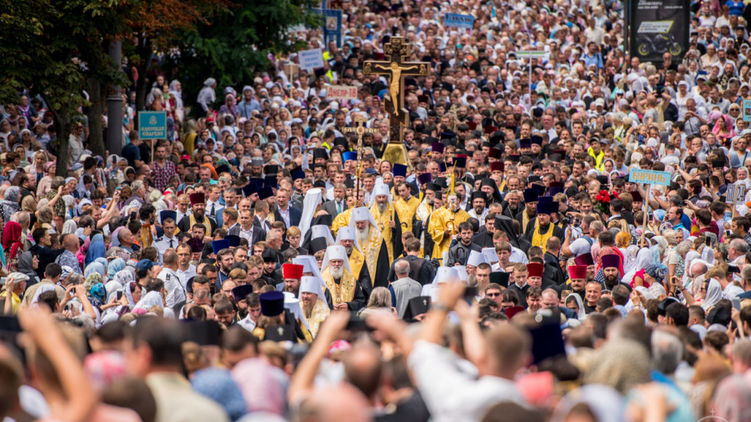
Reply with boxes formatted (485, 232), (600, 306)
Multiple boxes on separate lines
(444, 13), (475, 29)
(138, 111), (167, 140)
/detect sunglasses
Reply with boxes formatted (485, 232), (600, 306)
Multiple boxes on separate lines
(486, 292), (500, 297)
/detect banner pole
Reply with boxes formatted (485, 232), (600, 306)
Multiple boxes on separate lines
(641, 183), (649, 243)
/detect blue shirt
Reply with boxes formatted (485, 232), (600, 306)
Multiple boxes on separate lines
(726, 0), (744, 16)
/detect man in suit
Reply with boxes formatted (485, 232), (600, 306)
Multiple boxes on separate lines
(230, 210), (266, 247)
(253, 199), (272, 232)
(322, 183), (348, 218)
(274, 188), (301, 229)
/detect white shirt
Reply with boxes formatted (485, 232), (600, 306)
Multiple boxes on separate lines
(468, 208), (488, 226)
(157, 267), (185, 308)
(408, 340), (524, 422)
(176, 264), (197, 290)
(153, 235), (178, 263)
(278, 206), (291, 228)
(206, 200), (224, 219)
(237, 314), (257, 332)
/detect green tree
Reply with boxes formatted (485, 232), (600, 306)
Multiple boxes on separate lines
(168, 0), (320, 107)
(0, 0), (129, 175)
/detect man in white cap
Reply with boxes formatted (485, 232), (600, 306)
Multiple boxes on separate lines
(298, 276), (330, 338)
(349, 206), (390, 287)
(369, 183), (403, 263)
(1, 272), (29, 314)
(320, 245), (366, 311)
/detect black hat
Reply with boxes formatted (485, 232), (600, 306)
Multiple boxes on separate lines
(489, 271), (510, 287)
(291, 166), (305, 180)
(187, 237), (204, 253)
(259, 291), (285, 317)
(403, 296), (431, 321)
(471, 191), (488, 202)
(160, 210), (177, 224)
(183, 320), (222, 345)
(707, 305), (732, 326)
(523, 188), (539, 203)
(262, 248), (277, 263)
(519, 138), (531, 148)
(226, 235), (241, 247)
(215, 164), (231, 175)
(334, 137), (348, 149)
(211, 239), (231, 254)
(313, 148), (329, 160)
(232, 284), (254, 303)
(417, 173), (432, 185)
(242, 178), (264, 197)
(528, 322), (566, 365)
(530, 135), (543, 145)
(264, 164), (279, 175)
(264, 324), (297, 342)
(309, 237), (328, 254)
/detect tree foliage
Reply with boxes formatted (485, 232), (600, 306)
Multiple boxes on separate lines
(168, 0), (320, 102)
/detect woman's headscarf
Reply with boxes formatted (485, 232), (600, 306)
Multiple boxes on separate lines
(84, 262), (106, 281)
(134, 290), (163, 311)
(2, 221), (23, 260)
(85, 233), (106, 267)
(88, 282), (106, 308)
(62, 219), (78, 235)
(17, 251), (39, 284)
(565, 293), (586, 319)
(702, 278), (723, 310)
(108, 258), (126, 276)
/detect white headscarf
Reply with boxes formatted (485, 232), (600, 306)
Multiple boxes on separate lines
(565, 293), (586, 319)
(702, 278), (723, 310)
(299, 188), (323, 239)
(134, 290), (164, 311)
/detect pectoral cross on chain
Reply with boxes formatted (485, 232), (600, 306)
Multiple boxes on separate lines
(363, 37), (429, 145)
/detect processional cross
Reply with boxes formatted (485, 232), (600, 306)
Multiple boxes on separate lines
(363, 37), (429, 165)
(342, 114), (378, 205)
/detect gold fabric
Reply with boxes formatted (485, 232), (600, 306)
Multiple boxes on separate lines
(331, 208), (352, 237)
(427, 207), (470, 261)
(321, 266), (357, 306)
(394, 196), (420, 233)
(370, 203), (397, 262)
(304, 298), (330, 338)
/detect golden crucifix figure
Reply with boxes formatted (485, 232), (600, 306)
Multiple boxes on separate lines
(363, 37), (429, 165)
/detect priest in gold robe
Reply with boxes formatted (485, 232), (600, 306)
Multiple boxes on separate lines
(298, 276), (330, 338)
(523, 197), (564, 254)
(320, 245), (366, 311)
(370, 183), (403, 263)
(335, 226), (373, 296)
(394, 181), (420, 235)
(427, 194), (470, 263)
(350, 207), (391, 288)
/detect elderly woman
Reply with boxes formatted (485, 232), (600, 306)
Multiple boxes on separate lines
(36, 161), (57, 197)
(666, 239), (692, 291)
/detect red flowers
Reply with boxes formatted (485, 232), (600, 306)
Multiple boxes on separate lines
(595, 190), (611, 203)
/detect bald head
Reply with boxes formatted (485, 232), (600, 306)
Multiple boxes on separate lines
(62, 233), (79, 251)
(297, 384), (371, 422)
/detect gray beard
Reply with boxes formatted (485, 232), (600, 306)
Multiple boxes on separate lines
(356, 226), (369, 245)
(377, 202), (387, 213)
(330, 267), (344, 279)
(344, 244), (354, 255)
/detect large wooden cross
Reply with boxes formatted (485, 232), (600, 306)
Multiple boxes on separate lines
(363, 37), (429, 164)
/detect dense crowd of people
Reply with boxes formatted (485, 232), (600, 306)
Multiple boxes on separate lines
(3, 0), (751, 420)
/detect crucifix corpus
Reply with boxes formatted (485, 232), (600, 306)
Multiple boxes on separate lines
(363, 37), (429, 166)
(342, 114), (378, 206)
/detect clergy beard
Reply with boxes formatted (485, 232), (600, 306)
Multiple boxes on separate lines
(238, 308), (248, 319)
(330, 267), (344, 279)
(302, 300), (315, 317)
(356, 226), (369, 246)
(344, 244), (353, 255)
(377, 202), (387, 214)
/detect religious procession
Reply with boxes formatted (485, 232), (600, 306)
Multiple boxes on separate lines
(2, 0), (751, 420)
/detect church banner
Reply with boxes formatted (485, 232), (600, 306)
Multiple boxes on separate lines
(629, 0), (690, 64)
